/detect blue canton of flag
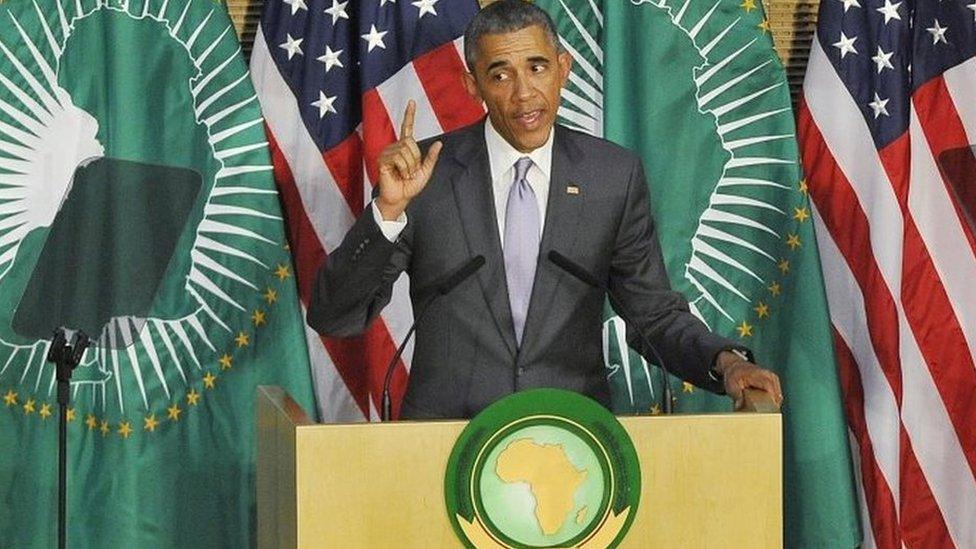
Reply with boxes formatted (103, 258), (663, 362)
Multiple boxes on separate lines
(817, 0), (976, 147)
(260, 0), (478, 150)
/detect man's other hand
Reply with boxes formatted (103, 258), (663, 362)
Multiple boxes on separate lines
(715, 351), (783, 411)
(376, 99), (443, 220)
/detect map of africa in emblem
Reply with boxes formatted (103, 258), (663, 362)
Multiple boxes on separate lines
(445, 389), (640, 548)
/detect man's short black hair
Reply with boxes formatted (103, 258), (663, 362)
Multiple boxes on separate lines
(463, 0), (565, 71)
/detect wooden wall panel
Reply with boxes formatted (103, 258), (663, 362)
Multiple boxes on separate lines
(227, 0), (262, 57)
(227, 0), (820, 97)
(765, 0), (819, 100)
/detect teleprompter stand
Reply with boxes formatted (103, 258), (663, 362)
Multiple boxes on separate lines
(47, 328), (90, 549)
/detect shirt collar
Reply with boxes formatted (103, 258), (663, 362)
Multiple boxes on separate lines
(484, 117), (554, 183)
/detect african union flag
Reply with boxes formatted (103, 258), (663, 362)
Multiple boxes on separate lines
(540, 1), (860, 546)
(0, 1), (315, 546)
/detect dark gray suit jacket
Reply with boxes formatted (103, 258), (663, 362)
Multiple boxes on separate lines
(308, 121), (737, 418)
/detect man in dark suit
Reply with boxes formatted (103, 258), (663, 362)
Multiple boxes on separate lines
(308, 0), (782, 419)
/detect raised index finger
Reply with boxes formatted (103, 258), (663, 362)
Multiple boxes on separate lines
(400, 99), (416, 139)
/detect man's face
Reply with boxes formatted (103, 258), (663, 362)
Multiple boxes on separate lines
(464, 24), (571, 153)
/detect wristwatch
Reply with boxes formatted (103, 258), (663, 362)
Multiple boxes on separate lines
(708, 348), (752, 384)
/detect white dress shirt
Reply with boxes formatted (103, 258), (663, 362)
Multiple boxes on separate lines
(372, 118), (554, 247)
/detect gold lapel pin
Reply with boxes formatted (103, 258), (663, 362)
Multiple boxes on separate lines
(566, 184), (580, 195)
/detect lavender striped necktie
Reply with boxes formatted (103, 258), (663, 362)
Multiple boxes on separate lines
(504, 156), (539, 346)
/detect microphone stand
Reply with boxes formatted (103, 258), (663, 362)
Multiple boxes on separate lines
(381, 255), (485, 421)
(380, 298), (435, 422)
(548, 251), (674, 414)
(47, 328), (90, 549)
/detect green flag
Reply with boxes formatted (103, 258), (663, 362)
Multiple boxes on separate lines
(541, 0), (861, 545)
(0, 1), (315, 546)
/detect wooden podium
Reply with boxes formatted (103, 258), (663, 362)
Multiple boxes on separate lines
(256, 386), (781, 548)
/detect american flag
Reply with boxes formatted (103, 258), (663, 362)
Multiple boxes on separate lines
(798, 0), (976, 546)
(249, 0), (484, 421)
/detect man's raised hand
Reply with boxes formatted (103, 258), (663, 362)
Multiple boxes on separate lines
(376, 100), (443, 220)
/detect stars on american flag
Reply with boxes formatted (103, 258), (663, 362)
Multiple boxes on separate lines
(279, 33), (304, 59)
(412, 0), (439, 17)
(875, 0), (901, 25)
(312, 91), (338, 118)
(312, 92), (338, 118)
(317, 45), (344, 72)
(324, 0), (348, 25)
(833, 32), (858, 58)
(821, 0), (976, 148)
(361, 24), (389, 52)
(265, 0), (464, 154)
(283, 0), (308, 15)
(926, 20), (948, 45)
(868, 93), (890, 118)
(872, 46), (894, 73)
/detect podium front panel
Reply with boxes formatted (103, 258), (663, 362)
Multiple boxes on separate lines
(258, 406), (780, 547)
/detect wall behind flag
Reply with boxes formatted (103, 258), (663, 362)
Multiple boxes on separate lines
(766, 0), (819, 102)
(227, 0), (263, 56)
(226, 0), (819, 100)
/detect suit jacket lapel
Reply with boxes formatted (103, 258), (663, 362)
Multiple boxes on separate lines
(520, 127), (584, 358)
(450, 122), (518, 357)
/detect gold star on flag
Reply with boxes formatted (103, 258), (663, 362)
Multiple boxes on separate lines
(767, 281), (782, 296)
(85, 414), (98, 430)
(682, 382), (695, 393)
(66, 408), (76, 422)
(39, 403), (52, 420)
(793, 206), (810, 223)
(264, 287), (278, 304)
(252, 309), (266, 327)
(23, 399), (35, 414)
(778, 259), (790, 274)
(144, 414), (159, 432)
(100, 420), (110, 436)
(758, 18), (771, 33)
(235, 331), (250, 347)
(736, 320), (754, 338)
(118, 421), (133, 439)
(754, 301), (770, 319)
(187, 389), (201, 406)
(274, 264), (291, 280)
(203, 371), (217, 389)
(799, 179), (808, 194)
(649, 403), (662, 415)
(740, 0), (756, 11)
(3, 390), (16, 406)
(786, 233), (802, 250)
(219, 353), (233, 370)
(167, 404), (182, 421)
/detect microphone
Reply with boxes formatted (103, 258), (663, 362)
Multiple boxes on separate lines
(435, 255), (486, 295)
(381, 255), (485, 421)
(548, 250), (675, 414)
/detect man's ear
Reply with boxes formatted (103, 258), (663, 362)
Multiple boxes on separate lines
(557, 51), (572, 85)
(463, 72), (481, 101)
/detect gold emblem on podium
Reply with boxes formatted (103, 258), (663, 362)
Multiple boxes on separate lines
(445, 389), (641, 548)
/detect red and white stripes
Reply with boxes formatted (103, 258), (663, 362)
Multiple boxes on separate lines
(800, 36), (976, 548)
(251, 30), (483, 421)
